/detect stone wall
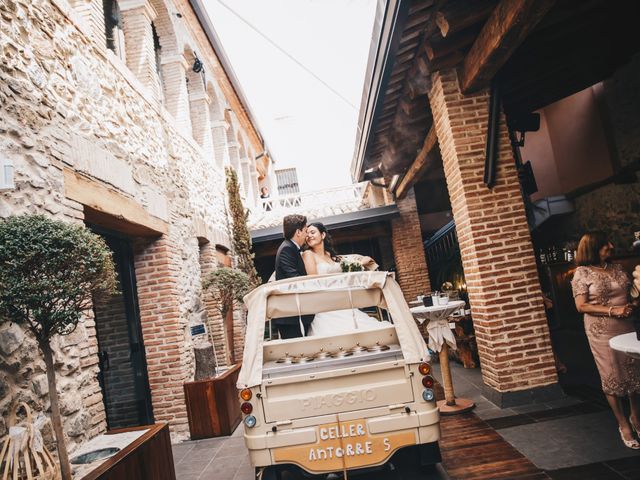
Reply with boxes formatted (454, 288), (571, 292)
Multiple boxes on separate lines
(0, 0), (263, 447)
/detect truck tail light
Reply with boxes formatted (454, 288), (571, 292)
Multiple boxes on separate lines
(244, 415), (257, 428)
(421, 375), (434, 389)
(418, 363), (431, 375)
(241, 402), (253, 415)
(240, 388), (252, 401)
(422, 389), (435, 402)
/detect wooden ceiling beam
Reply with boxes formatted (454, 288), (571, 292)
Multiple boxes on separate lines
(435, 0), (497, 37)
(395, 125), (439, 199)
(460, 0), (555, 93)
(425, 25), (481, 61)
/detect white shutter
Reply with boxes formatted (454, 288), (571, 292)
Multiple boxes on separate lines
(0, 158), (14, 190)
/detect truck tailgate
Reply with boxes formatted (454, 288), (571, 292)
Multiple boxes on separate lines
(262, 364), (413, 423)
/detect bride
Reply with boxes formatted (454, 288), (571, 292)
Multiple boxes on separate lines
(301, 222), (390, 337)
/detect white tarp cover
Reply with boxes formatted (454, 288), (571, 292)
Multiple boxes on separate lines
(238, 271), (429, 388)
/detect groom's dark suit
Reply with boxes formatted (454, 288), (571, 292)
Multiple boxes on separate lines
(273, 239), (314, 338)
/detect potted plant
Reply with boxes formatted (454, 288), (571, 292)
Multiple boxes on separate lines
(183, 267), (250, 439)
(0, 215), (116, 480)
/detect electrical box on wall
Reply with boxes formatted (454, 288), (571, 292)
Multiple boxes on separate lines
(0, 157), (14, 191)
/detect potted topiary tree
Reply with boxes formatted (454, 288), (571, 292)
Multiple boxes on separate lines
(0, 215), (116, 480)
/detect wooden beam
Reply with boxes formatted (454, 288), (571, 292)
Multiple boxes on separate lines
(395, 125), (438, 199)
(424, 26), (481, 61)
(460, 0), (555, 93)
(64, 168), (168, 236)
(435, 0), (497, 37)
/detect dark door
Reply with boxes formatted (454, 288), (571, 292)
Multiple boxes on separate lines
(92, 229), (154, 429)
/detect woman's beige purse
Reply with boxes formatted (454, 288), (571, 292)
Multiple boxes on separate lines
(0, 403), (61, 480)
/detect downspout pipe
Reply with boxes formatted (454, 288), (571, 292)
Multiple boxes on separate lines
(484, 82), (500, 188)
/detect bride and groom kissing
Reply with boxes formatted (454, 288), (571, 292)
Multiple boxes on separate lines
(273, 214), (388, 340)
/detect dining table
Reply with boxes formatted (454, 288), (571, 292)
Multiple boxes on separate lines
(609, 332), (640, 359)
(410, 300), (475, 415)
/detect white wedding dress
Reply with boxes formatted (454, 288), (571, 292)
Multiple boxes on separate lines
(307, 261), (391, 337)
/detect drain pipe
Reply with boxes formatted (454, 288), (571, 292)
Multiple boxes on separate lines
(484, 82), (500, 189)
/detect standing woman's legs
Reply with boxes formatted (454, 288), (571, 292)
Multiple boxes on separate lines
(629, 393), (640, 429)
(607, 394), (634, 439)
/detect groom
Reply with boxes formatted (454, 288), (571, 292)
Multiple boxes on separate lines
(273, 214), (314, 339)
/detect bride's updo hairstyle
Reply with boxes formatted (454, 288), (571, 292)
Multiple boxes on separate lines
(308, 222), (340, 262)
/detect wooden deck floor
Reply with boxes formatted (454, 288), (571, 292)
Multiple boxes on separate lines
(439, 412), (551, 480)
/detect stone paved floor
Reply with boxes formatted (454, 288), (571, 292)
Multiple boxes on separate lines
(172, 362), (640, 479)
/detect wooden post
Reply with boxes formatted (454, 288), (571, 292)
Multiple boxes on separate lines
(438, 343), (456, 406)
(436, 341), (476, 415)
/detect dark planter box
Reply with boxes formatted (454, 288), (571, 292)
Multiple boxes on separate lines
(81, 423), (175, 480)
(183, 363), (242, 439)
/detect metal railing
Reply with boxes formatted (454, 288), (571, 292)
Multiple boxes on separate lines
(424, 220), (457, 266)
(248, 182), (391, 230)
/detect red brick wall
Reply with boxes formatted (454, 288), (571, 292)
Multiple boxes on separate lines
(133, 236), (190, 435)
(391, 188), (432, 301)
(428, 69), (557, 393)
(93, 290), (140, 428)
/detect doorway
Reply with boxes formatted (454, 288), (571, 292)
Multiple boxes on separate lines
(92, 228), (154, 429)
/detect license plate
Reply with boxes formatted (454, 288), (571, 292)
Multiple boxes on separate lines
(272, 419), (415, 473)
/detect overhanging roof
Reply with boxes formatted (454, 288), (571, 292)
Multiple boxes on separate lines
(250, 205), (400, 244)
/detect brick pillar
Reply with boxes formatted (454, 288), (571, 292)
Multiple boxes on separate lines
(199, 242), (233, 366)
(161, 54), (191, 136)
(428, 69), (559, 405)
(391, 188), (432, 301)
(119, 0), (162, 102)
(188, 91), (214, 161)
(241, 159), (253, 205)
(69, 0), (105, 41)
(211, 120), (229, 168)
(134, 236), (190, 435)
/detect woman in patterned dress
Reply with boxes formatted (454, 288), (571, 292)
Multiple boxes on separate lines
(572, 232), (640, 449)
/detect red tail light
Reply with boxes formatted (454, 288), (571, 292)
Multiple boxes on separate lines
(422, 375), (434, 389)
(241, 402), (253, 414)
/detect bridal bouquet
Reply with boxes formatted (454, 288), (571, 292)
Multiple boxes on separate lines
(340, 257), (364, 272)
(339, 254), (379, 272)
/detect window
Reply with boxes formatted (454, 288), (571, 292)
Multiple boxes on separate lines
(103, 0), (126, 61)
(275, 168), (300, 195)
(151, 23), (164, 103)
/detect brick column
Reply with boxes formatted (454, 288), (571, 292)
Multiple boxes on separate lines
(391, 188), (432, 301)
(428, 69), (559, 405)
(69, 0), (105, 42)
(211, 120), (230, 168)
(188, 91), (214, 161)
(160, 54), (191, 136)
(119, 0), (162, 102)
(134, 236), (190, 435)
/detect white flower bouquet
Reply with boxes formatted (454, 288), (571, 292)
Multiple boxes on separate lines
(339, 254), (379, 272)
(340, 257), (364, 272)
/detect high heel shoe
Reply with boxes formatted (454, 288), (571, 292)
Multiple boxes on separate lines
(619, 427), (640, 449)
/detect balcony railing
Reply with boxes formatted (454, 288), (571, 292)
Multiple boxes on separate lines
(248, 182), (393, 230)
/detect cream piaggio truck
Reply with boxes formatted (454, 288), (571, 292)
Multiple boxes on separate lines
(237, 271), (441, 479)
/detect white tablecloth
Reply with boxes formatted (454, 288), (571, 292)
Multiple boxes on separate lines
(610, 332), (640, 359)
(410, 300), (465, 353)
